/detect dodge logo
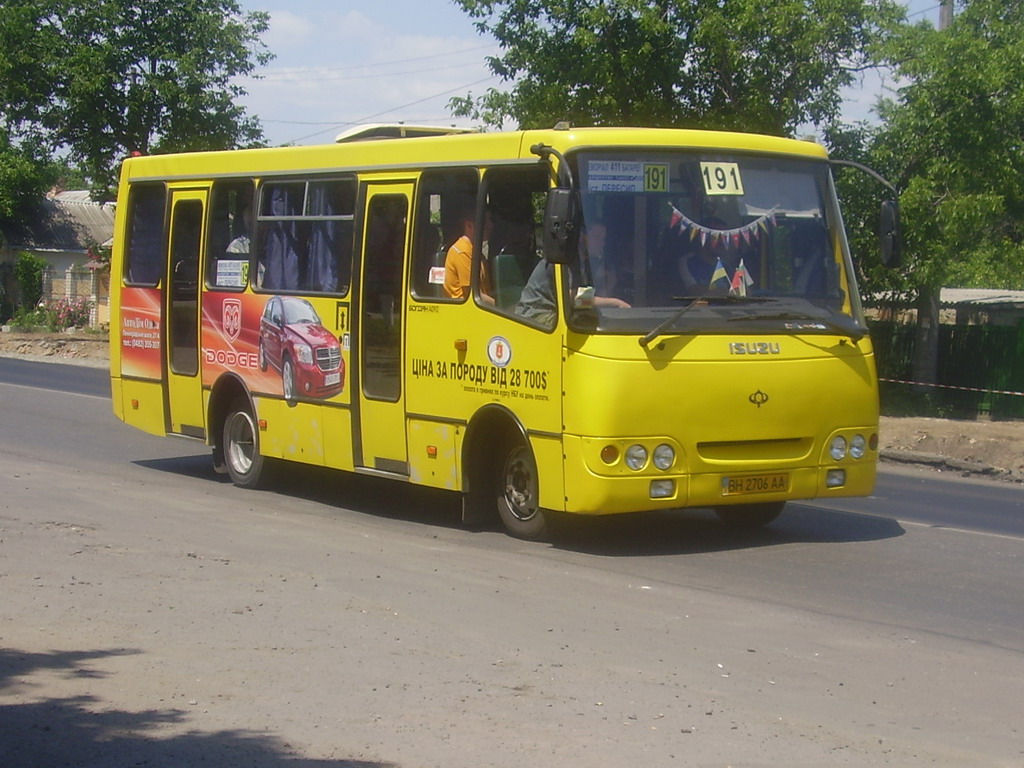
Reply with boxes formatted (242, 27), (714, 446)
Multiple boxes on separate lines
(223, 299), (242, 343)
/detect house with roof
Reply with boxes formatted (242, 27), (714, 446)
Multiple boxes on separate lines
(0, 190), (116, 326)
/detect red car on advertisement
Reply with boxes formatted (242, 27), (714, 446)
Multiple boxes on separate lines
(258, 296), (343, 402)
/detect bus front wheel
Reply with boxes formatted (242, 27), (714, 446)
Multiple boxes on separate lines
(496, 442), (550, 541)
(714, 501), (785, 528)
(223, 399), (270, 489)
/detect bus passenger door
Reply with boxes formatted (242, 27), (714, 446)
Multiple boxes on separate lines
(165, 189), (207, 438)
(355, 184), (412, 474)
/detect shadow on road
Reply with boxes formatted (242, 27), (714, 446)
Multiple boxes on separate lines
(549, 503), (905, 557)
(0, 647), (396, 768)
(134, 455), (905, 555)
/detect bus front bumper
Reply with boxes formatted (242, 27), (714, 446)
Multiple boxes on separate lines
(559, 434), (877, 516)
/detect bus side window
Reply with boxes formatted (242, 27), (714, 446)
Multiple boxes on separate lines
(482, 165), (548, 313)
(254, 178), (355, 295)
(124, 183), (167, 286)
(410, 169), (478, 300)
(258, 182), (304, 291)
(306, 179), (355, 295)
(207, 180), (255, 290)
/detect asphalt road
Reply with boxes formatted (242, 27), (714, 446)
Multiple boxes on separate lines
(1, 358), (1022, 767)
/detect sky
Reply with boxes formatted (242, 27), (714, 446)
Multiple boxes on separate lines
(235, 1), (945, 148)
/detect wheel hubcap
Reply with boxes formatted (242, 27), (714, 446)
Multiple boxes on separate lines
(504, 449), (538, 522)
(227, 412), (255, 475)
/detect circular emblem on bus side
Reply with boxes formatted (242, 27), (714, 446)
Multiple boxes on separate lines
(749, 390), (769, 408)
(487, 336), (512, 367)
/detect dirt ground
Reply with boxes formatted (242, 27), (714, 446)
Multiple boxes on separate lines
(2, 329), (1022, 482)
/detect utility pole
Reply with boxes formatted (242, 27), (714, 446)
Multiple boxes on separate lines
(939, 0), (953, 30)
(913, 0), (955, 389)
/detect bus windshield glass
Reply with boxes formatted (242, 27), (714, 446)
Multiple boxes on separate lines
(569, 150), (862, 335)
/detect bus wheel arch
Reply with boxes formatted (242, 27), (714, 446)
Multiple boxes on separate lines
(208, 375), (255, 476)
(462, 405), (552, 541)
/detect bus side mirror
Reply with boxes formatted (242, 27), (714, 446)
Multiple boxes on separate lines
(880, 200), (901, 269)
(542, 187), (579, 264)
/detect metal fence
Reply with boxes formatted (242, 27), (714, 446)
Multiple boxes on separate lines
(870, 320), (1024, 419)
(41, 266), (110, 327)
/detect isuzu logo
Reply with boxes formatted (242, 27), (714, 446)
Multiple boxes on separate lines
(222, 299), (242, 343)
(729, 341), (780, 355)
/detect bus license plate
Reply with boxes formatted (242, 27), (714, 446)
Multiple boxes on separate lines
(721, 473), (788, 496)
(325, 372), (340, 386)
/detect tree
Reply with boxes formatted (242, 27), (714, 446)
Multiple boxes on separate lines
(0, 0), (272, 197)
(0, 131), (57, 225)
(451, 0), (903, 134)
(844, 0), (1024, 384)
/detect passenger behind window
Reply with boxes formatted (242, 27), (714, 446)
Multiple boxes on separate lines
(227, 205), (252, 255)
(443, 206), (494, 304)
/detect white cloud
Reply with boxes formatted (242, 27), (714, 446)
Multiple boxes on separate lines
(234, 2), (501, 145)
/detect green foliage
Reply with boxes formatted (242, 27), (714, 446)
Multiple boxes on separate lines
(13, 250), (47, 309)
(9, 305), (48, 331)
(0, 129), (57, 225)
(847, 0), (1024, 296)
(451, 0), (903, 134)
(0, 0), (272, 197)
(9, 297), (92, 330)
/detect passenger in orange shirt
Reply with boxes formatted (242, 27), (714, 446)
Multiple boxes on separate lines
(443, 207), (494, 304)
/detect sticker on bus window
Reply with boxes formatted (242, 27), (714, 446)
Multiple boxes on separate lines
(587, 161), (672, 193)
(429, 266), (445, 285)
(701, 162), (744, 196)
(216, 259), (248, 287)
(644, 164), (669, 193)
(587, 161), (644, 192)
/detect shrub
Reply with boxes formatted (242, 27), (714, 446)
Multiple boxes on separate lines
(9, 298), (93, 331)
(14, 251), (47, 309)
(45, 297), (93, 330)
(9, 306), (47, 331)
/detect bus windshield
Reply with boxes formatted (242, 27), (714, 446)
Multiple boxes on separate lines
(569, 149), (862, 335)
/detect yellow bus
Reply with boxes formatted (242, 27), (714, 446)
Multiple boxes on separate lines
(109, 124), (900, 539)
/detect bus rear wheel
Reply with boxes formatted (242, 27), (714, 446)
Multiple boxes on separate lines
(223, 399), (270, 489)
(714, 501), (785, 528)
(496, 442), (550, 541)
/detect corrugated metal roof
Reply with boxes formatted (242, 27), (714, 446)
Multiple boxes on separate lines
(0, 192), (115, 254)
(940, 288), (1024, 307)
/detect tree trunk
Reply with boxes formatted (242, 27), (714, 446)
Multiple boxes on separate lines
(913, 285), (940, 386)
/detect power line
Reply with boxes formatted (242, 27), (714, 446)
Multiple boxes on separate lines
(247, 43), (498, 81)
(907, 3), (941, 20)
(282, 75), (497, 145)
(256, 60), (491, 84)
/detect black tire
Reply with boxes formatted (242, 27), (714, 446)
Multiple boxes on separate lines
(223, 399), (270, 489)
(496, 441), (550, 541)
(714, 501), (785, 528)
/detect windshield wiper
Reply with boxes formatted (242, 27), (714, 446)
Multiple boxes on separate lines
(728, 310), (867, 341)
(639, 295), (776, 349)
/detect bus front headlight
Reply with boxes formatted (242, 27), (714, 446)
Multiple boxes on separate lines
(850, 434), (867, 459)
(625, 444), (648, 471)
(653, 444), (675, 471)
(829, 435), (848, 461)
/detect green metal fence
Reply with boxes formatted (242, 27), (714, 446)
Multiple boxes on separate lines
(869, 320), (1024, 419)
